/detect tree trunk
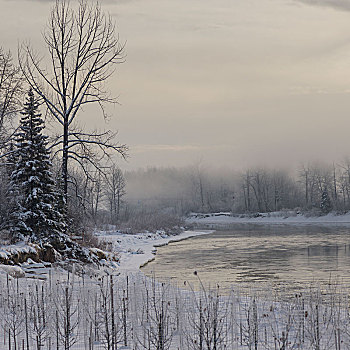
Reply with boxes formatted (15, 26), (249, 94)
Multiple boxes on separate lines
(62, 121), (69, 200)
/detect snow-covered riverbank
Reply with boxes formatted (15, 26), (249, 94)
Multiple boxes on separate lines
(97, 230), (213, 272)
(187, 211), (350, 225)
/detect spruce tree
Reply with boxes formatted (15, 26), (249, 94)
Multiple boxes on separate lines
(320, 187), (332, 214)
(9, 89), (66, 242)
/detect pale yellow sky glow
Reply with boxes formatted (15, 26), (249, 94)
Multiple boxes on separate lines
(1, 0), (350, 170)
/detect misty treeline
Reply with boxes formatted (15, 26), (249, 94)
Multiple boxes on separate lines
(124, 161), (350, 217)
(2, 271), (350, 350)
(0, 0), (128, 242)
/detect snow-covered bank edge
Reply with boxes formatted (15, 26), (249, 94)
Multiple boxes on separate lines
(187, 211), (350, 226)
(98, 230), (213, 272)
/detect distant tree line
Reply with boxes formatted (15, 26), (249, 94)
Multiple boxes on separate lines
(123, 161), (350, 217)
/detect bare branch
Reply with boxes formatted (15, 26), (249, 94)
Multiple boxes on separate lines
(19, 0), (127, 199)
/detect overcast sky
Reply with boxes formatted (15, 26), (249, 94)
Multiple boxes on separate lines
(1, 0), (350, 170)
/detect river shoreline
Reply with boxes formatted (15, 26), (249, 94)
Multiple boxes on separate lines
(98, 229), (214, 272)
(100, 211), (350, 274)
(187, 211), (350, 226)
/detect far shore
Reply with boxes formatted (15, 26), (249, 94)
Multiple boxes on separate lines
(187, 211), (350, 226)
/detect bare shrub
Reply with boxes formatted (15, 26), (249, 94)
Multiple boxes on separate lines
(119, 210), (184, 235)
(0, 229), (11, 245)
(79, 230), (113, 253)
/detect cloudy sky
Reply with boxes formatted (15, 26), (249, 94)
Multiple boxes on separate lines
(1, 0), (350, 170)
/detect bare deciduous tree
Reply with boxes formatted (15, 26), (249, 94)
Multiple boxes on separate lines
(105, 165), (126, 224)
(19, 0), (127, 200)
(0, 48), (22, 147)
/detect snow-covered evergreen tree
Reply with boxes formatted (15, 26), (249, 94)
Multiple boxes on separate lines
(320, 188), (332, 214)
(9, 89), (66, 242)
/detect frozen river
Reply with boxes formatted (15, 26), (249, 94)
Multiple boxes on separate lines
(142, 224), (350, 294)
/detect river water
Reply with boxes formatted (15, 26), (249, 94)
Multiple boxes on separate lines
(142, 224), (350, 295)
